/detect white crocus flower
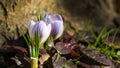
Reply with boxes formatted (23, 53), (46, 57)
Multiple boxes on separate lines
(28, 20), (51, 47)
(32, 21), (51, 43)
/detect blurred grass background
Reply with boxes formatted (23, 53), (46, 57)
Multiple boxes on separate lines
(0, 0), (120, 46)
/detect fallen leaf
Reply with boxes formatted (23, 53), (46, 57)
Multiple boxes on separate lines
(54, 42), (72, 54)
(52, 53), (77, 68)
(11, 56), (22, 66)
(80, 47), (115, 66)
(39, 53), (50, 67)
(0, 45), (27, 54)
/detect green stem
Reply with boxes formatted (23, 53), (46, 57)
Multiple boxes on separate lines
(31, 57), (38, 68)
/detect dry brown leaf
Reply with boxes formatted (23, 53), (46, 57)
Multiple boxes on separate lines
(39, 53), (50, 66)
(11, 56), (22, 66)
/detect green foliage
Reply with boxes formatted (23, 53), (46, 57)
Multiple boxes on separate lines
(79, 26), (120, 60)
(22, 31), (40, 58)
(37, 9), (45, 21)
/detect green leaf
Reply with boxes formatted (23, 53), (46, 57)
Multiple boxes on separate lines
(35, 31), (40, 58)
(94, 27), (107, 47)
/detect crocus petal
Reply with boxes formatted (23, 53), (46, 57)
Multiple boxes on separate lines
(28, 20), (36, 38)
(52, 14), (63, 21)
(51, 21), (64, 39)
(47, 23), (52, 37)
(32, 21), (51, 43)
(44, 13), (51, 24)
(44, 14), (63, 23)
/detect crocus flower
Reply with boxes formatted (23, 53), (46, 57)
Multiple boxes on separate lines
(28, 20), (51, 45)
(32, 21), (51, 43)
(44, 13), (64, 40)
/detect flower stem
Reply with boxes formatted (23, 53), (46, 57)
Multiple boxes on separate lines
(31, 57), (38, 68)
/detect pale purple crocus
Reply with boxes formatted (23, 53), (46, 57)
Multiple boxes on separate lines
(28, 20), (51, 44)
(44, 13), (64, 39)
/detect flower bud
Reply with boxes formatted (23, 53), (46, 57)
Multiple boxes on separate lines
(44, 14), (64, 39)
(32, 21), (51, 43)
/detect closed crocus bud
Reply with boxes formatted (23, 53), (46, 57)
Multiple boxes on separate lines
(28, 20), (36, 39)
(32, 21), (51, 44)
(44, 14), (64, 39)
